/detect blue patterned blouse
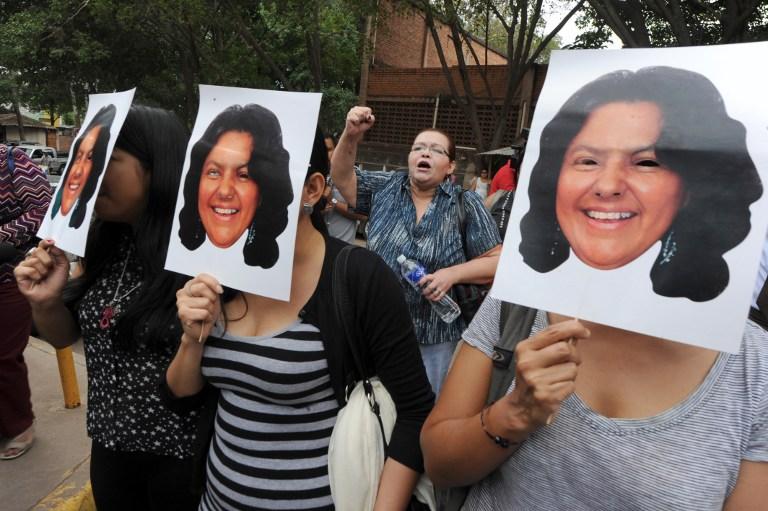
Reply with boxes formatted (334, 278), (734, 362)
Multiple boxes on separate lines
(355, 169), (501, 345)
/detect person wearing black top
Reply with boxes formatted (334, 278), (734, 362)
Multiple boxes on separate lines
(163, 129), (434, 509)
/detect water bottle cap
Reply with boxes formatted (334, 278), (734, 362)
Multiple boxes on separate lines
(396, 254), (406, 264)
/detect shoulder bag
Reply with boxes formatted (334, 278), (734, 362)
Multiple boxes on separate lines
(327, 245), (435, 511)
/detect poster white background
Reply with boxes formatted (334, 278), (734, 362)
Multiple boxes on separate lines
(37, 89), (135, 257)
(492, 43), (768, 353)
(165, 85), (322, 301)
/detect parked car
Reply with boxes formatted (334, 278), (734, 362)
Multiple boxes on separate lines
(15, 144), (68, 175)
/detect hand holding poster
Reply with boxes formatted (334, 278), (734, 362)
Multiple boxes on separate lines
(37, 89), (135, 256)
(165, 85), (322, 300)
(492, 43), (768, 353)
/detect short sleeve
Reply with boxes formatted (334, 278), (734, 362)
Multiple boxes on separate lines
(461, 294), (502, 358)
(744, 322), (768, 462)
(354, 168), (396, 216)
(462, 191), (501, 259)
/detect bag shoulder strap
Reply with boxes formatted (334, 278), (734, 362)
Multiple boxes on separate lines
(332, 244), (389, 452)
(455, 188), (472, 262)
(332, 245), (365, 380)
(486, 301), (538, 404)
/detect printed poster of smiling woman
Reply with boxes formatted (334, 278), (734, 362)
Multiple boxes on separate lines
(37, 89), (135, 256)
(165, 85), (321, 300)
(492, 42), (768, 353)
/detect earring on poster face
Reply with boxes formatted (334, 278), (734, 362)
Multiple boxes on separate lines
(550, 223), (561, 257)
(302, 202), (314, 215)
(659, 230), (677, 265)
(246, 224), (257, 245)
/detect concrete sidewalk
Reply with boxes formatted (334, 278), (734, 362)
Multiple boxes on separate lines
(0, 338), (93, 511)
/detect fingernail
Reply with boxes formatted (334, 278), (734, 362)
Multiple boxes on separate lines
(216, 285), (224, 294)
(45, 239), (54, 244)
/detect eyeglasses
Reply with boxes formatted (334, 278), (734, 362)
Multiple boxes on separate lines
(410, 144), (450, 158)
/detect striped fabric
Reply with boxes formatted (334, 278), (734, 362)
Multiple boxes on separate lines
(460, 296), (768, 510)
(200, 320), (339, 511)
(0, 145), (52, 282)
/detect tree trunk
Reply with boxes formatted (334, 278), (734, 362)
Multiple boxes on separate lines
(12, 86), (25, 142)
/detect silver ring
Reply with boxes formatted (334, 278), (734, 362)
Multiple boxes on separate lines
(25, 248), (36, 258)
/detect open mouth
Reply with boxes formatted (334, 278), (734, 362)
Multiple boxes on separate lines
(584, 210), (636, 221)
(68, 182), (81, 191)
(417, 161), (431, 170)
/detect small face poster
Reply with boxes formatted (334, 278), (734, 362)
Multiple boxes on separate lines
(165, 85), (322, 300)
(37, 89), (135, 256)
(492, 42), (768, 353)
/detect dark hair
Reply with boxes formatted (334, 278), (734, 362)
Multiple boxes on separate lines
(64, 105), (191, 351)
(519, 66), (762, 302)
(51, 104), (117, 228)
(178, 104), (293, 268)
(415, 128), (456, 161)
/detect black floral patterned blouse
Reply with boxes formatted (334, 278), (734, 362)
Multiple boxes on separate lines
(77, 238), (196, 459)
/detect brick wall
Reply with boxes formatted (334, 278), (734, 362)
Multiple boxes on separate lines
(373, 0), (506, 69)
(368, 65), (513, 99)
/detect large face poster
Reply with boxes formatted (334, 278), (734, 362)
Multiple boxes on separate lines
(37, 89), (135, 256)
(492, 43), (768, 353)
(165, 85), (322, 300)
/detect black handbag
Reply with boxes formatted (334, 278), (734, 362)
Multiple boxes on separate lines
(454, 190), (490, 323)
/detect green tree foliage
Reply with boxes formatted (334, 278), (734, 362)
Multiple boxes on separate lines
(574, 0), (768, 48)
(0, 0), (370, 135)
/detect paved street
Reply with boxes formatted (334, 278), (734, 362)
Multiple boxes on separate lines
(0, 338), (93, 511)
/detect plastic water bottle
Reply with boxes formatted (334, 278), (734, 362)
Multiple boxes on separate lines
(397, 254), (461, 323)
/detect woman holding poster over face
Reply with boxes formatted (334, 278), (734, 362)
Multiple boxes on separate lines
(14, 106), (199, 510)
(420, 69), (768, 510)
(163, 130), (434, 511)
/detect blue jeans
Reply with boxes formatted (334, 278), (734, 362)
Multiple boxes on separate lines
(418, 339), (459, 395)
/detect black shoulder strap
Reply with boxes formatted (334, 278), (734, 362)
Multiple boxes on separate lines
(332, 245), (366, 380)
(332, 244), (388, 451)
(486, 301), (538, 404)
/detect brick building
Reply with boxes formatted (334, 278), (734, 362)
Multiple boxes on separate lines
(358, 0), (546, 177)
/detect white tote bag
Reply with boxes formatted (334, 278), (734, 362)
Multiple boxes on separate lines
(328, 377), (436, 511)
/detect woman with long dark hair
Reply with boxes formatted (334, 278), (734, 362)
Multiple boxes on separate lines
(178, 103), (294, 268)
(163, 129), (434, 510)
(51, 104), (117, 228)
(15, 106), (199, 510)
(520, 66), (762, 302)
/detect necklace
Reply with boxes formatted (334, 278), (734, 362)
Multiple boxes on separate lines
(99, 247), (142, 330)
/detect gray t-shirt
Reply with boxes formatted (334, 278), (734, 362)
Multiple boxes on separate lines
(325, 187), (357, 244)
(461, 296), (768, 511)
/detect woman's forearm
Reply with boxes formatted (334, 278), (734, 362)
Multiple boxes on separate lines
(449, 245), (501, 286)
(31, 301), (80, 348)
(166, 335), (206, 397)
(421, 402), (529, 488)
(330, 132), (360, 208)
(373, 458), (420, 511)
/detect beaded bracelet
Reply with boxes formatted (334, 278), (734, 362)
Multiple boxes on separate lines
(480, 401), (511, 448)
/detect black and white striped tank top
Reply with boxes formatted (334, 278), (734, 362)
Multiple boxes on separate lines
(199, 319), (339, 511)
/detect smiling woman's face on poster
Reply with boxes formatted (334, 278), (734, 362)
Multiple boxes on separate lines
(519, 66), (763, 303)
(197, 130), (261, 248)
(554, 101), (685, 270)
(178, 103), (293, 268)
(60, 125), (102, 216)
